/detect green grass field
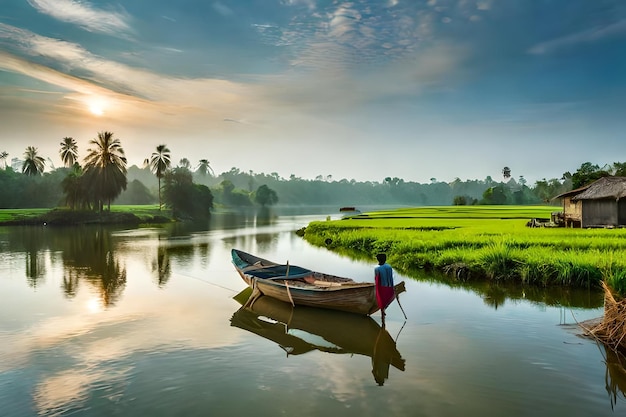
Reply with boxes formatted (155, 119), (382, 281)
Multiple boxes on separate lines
(0, 205), (171, 225)
(0, 208), (51, 223)
(109, 205), (168, 219)
(303, 205), (626, 294)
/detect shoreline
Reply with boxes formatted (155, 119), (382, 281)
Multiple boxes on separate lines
(0, 208), (173, 226)
(300, 205), (626, 293)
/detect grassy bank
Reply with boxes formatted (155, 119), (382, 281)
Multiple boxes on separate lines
(0, 205), (172, 226)
(0, 208), (50, 224)
(302, 206), (626, 294)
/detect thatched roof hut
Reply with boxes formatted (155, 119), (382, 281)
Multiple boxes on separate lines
(555, 177), (626, 228)
(572, 176), (626, 201)
(554, 184), (592, 228)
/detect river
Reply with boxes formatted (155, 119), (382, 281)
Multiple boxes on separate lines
(0, 208), (624, 416)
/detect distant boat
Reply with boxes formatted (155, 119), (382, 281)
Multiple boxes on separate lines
(230, 291), (405, 385)
(339, 206), (361, 218)
(231, 249), (405, 316)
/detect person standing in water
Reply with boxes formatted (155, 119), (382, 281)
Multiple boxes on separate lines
(374, 253), (395, 323)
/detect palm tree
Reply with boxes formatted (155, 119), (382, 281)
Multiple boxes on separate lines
(22, 146), (46, 176)
(0, 151), (8, 169)
(83, 131), (128, 211)
(59, 137), (78, 167)
(179, 158), (191, 170)
(61, 163), (89, 210)
(196, 159), (215, 177)
(149, 144), (171, 209)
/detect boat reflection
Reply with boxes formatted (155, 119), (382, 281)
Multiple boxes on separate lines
(230, 290), (405, 385)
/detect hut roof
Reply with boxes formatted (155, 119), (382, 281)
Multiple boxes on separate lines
(553, 183), (592, 200)
(571, 176), (626, 201)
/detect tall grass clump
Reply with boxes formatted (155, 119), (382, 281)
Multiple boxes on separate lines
(601, 254), (626, 295)
(475, 240), (522, 280)
(608, 271), (626, 296)
(518, 255), (555, 285)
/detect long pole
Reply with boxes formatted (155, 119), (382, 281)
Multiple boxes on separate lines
(285, 261), (295, 307)
(396, 294), (407, 320)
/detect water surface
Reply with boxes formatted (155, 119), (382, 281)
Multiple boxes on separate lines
(0, 209), (624, 416)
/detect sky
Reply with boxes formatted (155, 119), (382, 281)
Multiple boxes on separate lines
(0, 0), (625, 184)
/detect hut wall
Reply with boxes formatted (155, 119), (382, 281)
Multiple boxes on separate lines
(563, 197), (581, 216)
(563, 196), (582, 226)
(581, 199), (618, 227)
(619, 200), (626, 226)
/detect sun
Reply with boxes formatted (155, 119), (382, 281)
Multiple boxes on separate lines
(89, 103), (104, 116)
(89, 104), (104, 116)
(87, 97), (107, 116)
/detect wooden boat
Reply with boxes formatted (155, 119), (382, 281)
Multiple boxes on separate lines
(230, 290), (405, 385)
(339, 206), (362, 218)
(231, 249), (406, 315)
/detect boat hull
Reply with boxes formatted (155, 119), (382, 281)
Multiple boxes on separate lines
(247, 273), (379, 315)
(232, 249), (406, 315)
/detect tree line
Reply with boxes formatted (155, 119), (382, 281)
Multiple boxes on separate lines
(1, 137), (625, 211)
(0, 133), (278, 217)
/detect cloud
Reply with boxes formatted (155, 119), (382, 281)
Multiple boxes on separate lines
(328, 5), (362, 41)
(27, 0), (132, 36)
(0, 25), (256, 133)
(0, 50), (106, 97)
(0, 24), (141, 95)
(0, 0), (472, 142)
(0, 2), (467, 143)
(258, 40), (466, 115)
(223, 118), (249, 124)
(476, 0), (493, 11)
(529, 19), (626, 55)
(212, 2), (234, 16)
(282, 0), (317, 10)
(276, 2), (437, 72)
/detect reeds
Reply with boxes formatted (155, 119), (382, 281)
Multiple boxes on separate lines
(576, 282), (626, 408)
(585, 282), (626, 352)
